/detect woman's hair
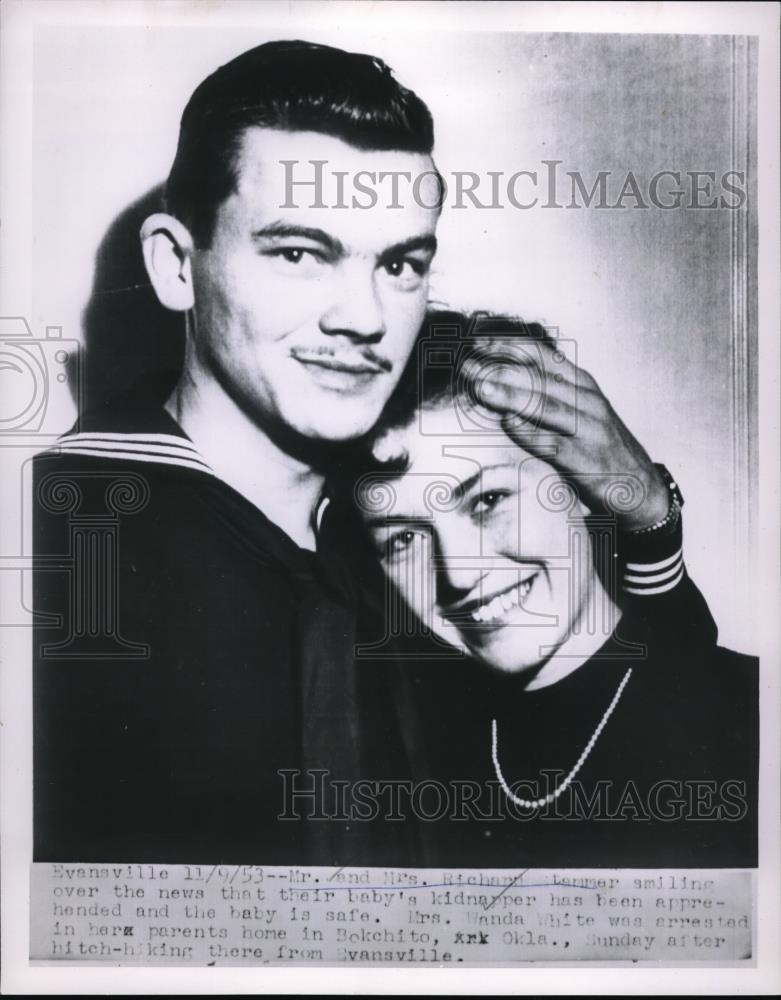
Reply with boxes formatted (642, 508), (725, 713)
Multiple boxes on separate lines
(353, 308), (554, 476)
(165, 39), (435, 247)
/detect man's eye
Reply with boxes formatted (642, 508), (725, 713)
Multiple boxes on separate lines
(471, 490), (510, 517)
(383, 258), (426, 280)
(267, 247), (322, 265)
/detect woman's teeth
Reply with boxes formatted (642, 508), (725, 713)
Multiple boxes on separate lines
(471, 577), (534, 623)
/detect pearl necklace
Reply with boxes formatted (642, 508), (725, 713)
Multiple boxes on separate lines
(491, 667), (633, 809)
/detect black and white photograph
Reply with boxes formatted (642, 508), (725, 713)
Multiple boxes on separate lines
(1, 0), (779, 993)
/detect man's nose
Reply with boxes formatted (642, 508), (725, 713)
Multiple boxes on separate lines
(319, 264), (385, 341)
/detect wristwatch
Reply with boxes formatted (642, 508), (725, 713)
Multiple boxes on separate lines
(629, 464), (684, 536)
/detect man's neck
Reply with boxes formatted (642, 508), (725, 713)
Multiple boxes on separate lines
(165, 368), (325, 551)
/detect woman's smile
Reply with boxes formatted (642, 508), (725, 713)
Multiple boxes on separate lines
(442, 570), (541, 627)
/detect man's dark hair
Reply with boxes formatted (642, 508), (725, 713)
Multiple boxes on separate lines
(165, 39), (435, 246)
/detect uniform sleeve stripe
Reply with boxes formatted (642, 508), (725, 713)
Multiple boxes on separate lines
(624, 548), (684, 573)
(623, 556), (684, 585)
(624, 567), (682, 587)
(623, 565), (685, 595)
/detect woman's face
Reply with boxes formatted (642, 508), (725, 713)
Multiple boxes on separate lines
(358, 400), (602, 674)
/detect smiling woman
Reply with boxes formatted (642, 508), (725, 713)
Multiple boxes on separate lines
(353, 310), (618, 682)
(361, 411), (608, 681)
(344, 308), (758, 867)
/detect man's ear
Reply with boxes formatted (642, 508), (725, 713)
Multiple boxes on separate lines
(140, 213), (196, 312)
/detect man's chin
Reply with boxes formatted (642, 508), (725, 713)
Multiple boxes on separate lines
(295, 422), (376, 444)
(287, 407), (386, 444)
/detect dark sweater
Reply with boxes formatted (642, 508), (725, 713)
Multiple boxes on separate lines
(387, 610), (758, 868)
(33, 392), (413, 865)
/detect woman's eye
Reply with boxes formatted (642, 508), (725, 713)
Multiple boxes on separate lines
(471, 490), (509, 517)
(383, 529), (421, 558)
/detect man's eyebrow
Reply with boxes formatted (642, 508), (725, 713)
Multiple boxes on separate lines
(252, 223), (344, 255)
(380, 235), (438, 259)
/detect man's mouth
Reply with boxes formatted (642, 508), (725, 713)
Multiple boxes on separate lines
(447, 573), (540, 626)
(290, 348), (393, 388)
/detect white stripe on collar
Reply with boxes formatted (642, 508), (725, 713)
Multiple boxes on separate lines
(47, 431), (214, 475)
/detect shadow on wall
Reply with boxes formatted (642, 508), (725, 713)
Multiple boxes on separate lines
(76, 184), (185, 413)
